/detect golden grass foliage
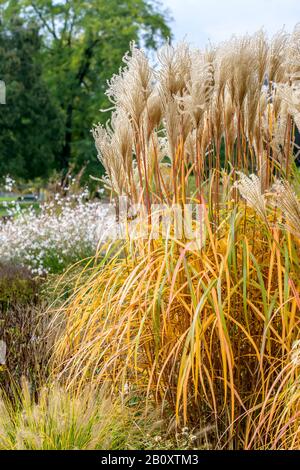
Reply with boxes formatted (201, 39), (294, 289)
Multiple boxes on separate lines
(52, 29), (300, 449)
(52, 193), (300, 448)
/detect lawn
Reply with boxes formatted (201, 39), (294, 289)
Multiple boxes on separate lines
(0, 196), (40, 217)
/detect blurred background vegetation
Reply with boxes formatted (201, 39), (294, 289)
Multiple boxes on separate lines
(0, 0), (171, 184)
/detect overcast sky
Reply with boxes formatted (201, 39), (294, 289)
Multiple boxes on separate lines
(162, 0), (300, 47)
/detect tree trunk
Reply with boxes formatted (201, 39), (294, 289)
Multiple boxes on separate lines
(60, 102), (73, 173)
(59, 38), (99, 177)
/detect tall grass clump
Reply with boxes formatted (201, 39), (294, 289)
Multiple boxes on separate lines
(52, 27), (300, 449)
(0, 381), (128, 450)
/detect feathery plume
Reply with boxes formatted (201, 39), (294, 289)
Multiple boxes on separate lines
(106, 42), (152, 127)
(234, 172), (268, 222)
(271, 179), (300, 237)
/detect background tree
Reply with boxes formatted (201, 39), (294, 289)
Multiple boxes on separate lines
(0, 16), (63, 179)
(1, 0), (171, 181)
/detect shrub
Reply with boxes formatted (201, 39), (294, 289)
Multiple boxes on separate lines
(0, 263), (39, 308)
(0, 263), (49, 396)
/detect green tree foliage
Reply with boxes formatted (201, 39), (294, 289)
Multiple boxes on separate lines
(0, 16), (63, 179)
(1, 0), (171, 180)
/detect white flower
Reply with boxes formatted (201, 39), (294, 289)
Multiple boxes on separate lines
(0, 195), (116, 274)
(3, 174), (15, 192)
